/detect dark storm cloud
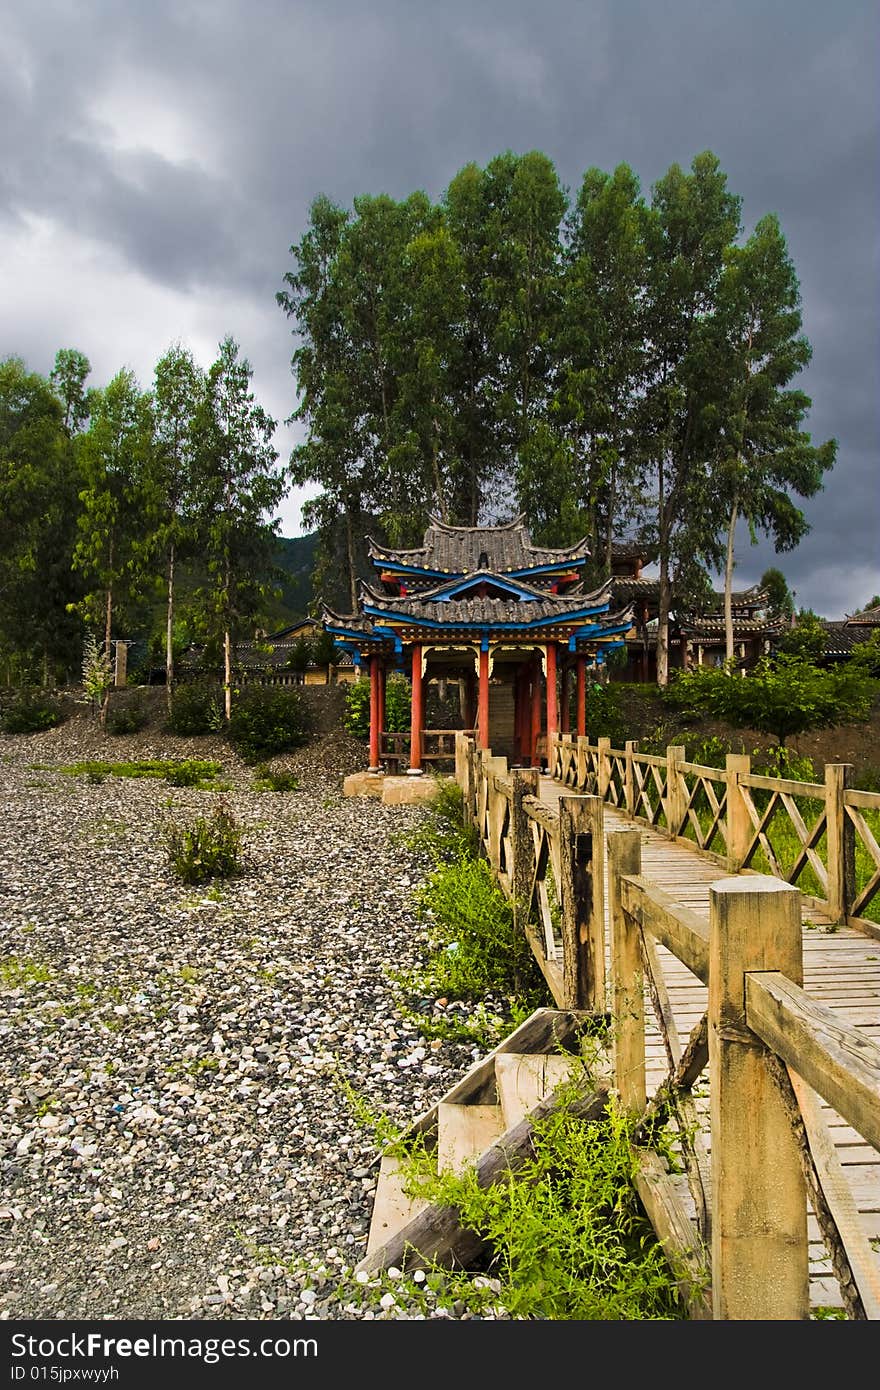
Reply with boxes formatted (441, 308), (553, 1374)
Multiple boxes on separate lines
(1, 0), (877, 613)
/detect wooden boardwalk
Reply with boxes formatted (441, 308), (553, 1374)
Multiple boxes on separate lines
(539, 775), (880, 1315)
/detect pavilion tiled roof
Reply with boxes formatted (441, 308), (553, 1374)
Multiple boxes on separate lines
(367, 514), (591, 575)
(358, 575), (620, 629)
(820, 622), (875, 656)
(846, 604), (880, 625)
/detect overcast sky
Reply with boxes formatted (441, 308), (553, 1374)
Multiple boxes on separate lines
(2, 1), (877, 618)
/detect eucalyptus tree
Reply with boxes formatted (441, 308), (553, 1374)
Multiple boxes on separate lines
(639, 152), (743, 684)
(50, 348), (93, 436)
(696, 214), (836, 661)
(72, 367), (155, 658)
(0, 356), (85, 681)
(151, 343), (204, 703)
(191, 336), (284, 720)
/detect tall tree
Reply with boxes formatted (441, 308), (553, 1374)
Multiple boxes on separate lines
(50, 348), (93, 436)
(151, 344), (203, 705)
(697, 214), (836, 661)
(72, 368), (155, 667)
(640, 152), (743, 684)
(191, 336), (284, 720)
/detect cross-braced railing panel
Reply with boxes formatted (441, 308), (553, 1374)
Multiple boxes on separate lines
(739, 778), (829, 899)
(606, 751), (627, 809)
(845, 795), (880, 923)
(632, 756), (669, 828)
(525, 812), (562, 962)
(679, 763), (728, 856)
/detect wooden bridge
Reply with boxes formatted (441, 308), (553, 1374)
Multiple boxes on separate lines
(453, 730), (880, 1320)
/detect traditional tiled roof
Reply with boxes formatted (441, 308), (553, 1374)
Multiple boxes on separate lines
(846, 604), (880, 626)
(367, 514), (590, 575)
(678, 616), (782, 638)
(820, 622), (875, 656)
(611, 576), (660, 599)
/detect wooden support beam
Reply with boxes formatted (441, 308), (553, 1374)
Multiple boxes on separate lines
(825, 763), (854, 923)
(725, 753), (751, 872)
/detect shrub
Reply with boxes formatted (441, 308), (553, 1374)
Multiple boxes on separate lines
(1, 688), (64, 734)
(162, 798), (243, 884)
(165, 682), (224, 736)
(343, 671), (411, 740)
(105, 701), (149, 735)
(227, 686), (309, 763)
(580, 681), (626, 747)
(252, 764), (300, 792)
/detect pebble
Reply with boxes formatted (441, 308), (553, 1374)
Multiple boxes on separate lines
(0, 720), (501, 1321)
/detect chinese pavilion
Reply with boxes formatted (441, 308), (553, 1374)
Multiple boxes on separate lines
(321, 515), (632, 773)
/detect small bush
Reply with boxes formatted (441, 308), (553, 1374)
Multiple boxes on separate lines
(1, 688), (65, 734)
(60, 758), (222, 787)
(252, 764), (300, 792)
(162, 798), (243, 884)
(165, 682), (224, 736)
(105, 701), (149, 735)
(227, 686), (309, 763)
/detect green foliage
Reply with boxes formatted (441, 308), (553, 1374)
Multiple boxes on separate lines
(80, 632), (113, 716)
(162, 797), (243, 884)
(1, 688), (64, 734)
(285, 637), (312, 672)
(252, 763), (300, 792)
(777, 609), (828, 662)
(105, 699), (149, 735)
(226, 685), (309, 763)
(663, 655), (878, 746)
(581, 680), (626, 746)
(401, 777), (480, 862)
(343, 671), (410, 739)
(59, 758), (222, 787)
(165, 681), (224, 735)
(849, 629), (880, 677)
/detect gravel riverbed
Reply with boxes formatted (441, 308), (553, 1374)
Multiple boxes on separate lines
(0, 716), (493, 1322)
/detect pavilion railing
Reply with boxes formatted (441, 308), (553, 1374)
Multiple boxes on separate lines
(549, 733), (880, 934)
(456, 730), (880, 1320)
(381, 728), (476, 771)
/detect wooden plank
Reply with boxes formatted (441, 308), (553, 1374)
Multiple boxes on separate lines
(633, 1149), (712, 1319)
(366, 1156), (430, 1256)
(620, 875), (711, 983)
(437, 1103), (506, 1176)
(787, 1068), (880, 1320)
(495, 1052), (575, 1130)
(356, 1085), (610, 1273)
(745, 971), (880, 1150)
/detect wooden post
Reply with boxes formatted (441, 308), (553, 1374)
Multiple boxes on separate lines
(487, 755), (508, 872)
(408, 644), (423, 773)
(576, 735), (588, 791)
(576, 655), (586, 737)
(368, 654), (381, 773)
(113, 640), (127, 688)
(510, 768), (539, 942)
(378, 661), (386, 747)
(665, 744), (686, 836)
(455, 730), (466, 788)
(597, 736), (611, 799)
(608, 829), (645, 1114)
(558, 795), (605, 1011)
(477, 645), (490, 751)
(725, 753), (751, 872)
(708, 876), (808, 1320)
(625, 740), (638, 817)
(825, 763), (854, 923)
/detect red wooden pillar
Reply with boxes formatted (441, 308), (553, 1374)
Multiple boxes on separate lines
(368, 655), (381, 772)
(560, 665), (570, 735)
(409, 644), (423, 773)
(378, 661), (386, 740)
(546, 641), (558, 740)
(576, 655), (586, 738)
(477, 645), (490, 750)
(530, 654), (542, 766)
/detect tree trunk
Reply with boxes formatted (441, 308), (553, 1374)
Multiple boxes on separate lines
(724, 495), (738, 668)
(224, 629), (232, 722)
(656, 459), (670, 687)
(345, 508), (358, 611)
(166, 542), (175, 710)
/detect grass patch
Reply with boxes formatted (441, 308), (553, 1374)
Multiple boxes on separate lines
(59, 758), (223, 788)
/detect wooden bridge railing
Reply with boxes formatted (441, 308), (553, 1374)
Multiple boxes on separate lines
(454, 731), (880, 1320)
(550, 733), (880, 935)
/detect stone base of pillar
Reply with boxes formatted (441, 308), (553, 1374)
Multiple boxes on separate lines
(406, 767), (424, 776)
(367, 766), (384, 776)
